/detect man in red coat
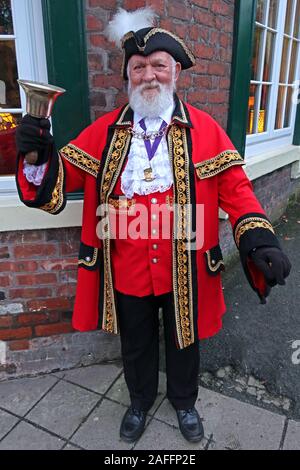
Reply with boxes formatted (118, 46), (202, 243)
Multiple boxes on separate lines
(15, 8), (291, 444)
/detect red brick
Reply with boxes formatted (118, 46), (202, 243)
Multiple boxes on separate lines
(123, 0), (146, 10)
(0, 275), (10, 287)
(0, 247), (9, 259)
(193, 75), (213, 88)
(17, 312), (59, 326)
(88, 53), (103, 71)
(0, 231), (44, 243)
(115, 92), (128, 108)
(210, 1), (232, 16)
(194, 43), (214, 60)
(9, 287), (53, 300)
(60, 243), (80, 257)
(93, 74), (123, 90)
(89, 0), (117, 7)
(209, 90), (229, 104)
(168, 1), (192, 20)
(177, 74), (192, 89)
(220, 77), (231, 89)
(16, 273), (57, 287)
(40, 258), (78, 272)
(28, 297), (71, 312)
(187, 90), (208, 104)
(193, 8), (215, 27)
(220, 33), (231, 49)
(90, 34), (112, 49)
(14, 244), (57, 259)
(86, 14), (104, 32)
(146, 0), (165, 15)
(0, 327), (32, 341)
(0, 260), (39, 273)
(191, 0), (210, 7)
(35, 323), (74, 337)
(8, 339), (29, 351)
(208, 62), (227, 76)
(57, 284), (77, 298)
(8, 339), (30, 351)
(0, 315), (13, 328)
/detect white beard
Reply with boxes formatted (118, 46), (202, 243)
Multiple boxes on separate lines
(128, 80), (175, 118)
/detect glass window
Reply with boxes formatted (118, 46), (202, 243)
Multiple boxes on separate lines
(0, 0), (20, 177)
(247, 0), (300, 144)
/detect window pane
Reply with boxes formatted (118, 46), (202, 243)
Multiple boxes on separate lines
(285, 0), (294, 35)
(289, 40), (299, 83)
(257, 0), (268, 24)
(260, 84), (270, 132)
(247, 84), (259, 134)
(280, 37), (290, 83)
(284, 86), (293, 127)
(0, 112), (21, 176)
(263, 31), (276, 81)
(294, 0), (300, 38)
(275, 85), (287, 129)
(0, 0), (13, 35)
(268, 0), (279, 29)
(252, 27), (264, 80)
(0, 40), (21, 108)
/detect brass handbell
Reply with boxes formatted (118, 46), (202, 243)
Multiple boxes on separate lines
(17, 79), (66, 163)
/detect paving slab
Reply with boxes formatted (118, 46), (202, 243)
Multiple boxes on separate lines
(135, 418), (207, 450)
(57, 364), (122, 395)
(283, 420), (300, 450)
(26, 380), (100, 439)
(0, 375), (58, 416)
(155, 387), (285, 450)
(0, 409), (19, 440)
(71, 399), (133, 450)
(0, 421), (64, 450)
(107, 371), (166, 415)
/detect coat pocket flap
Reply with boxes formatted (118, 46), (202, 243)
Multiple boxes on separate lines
(78, 242), (100, 271)
(204, 244), (225, 276)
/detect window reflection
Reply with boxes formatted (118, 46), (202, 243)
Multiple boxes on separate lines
(0, 40), (21, 108)
(0, 0), (13, 35)
(0, 112), (20, 176)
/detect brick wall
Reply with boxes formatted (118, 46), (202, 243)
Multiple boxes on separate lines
(0, 228), (79, 352)
(86, 0), (235, 129)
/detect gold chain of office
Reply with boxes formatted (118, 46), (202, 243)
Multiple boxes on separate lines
(127, 125), (169, 141)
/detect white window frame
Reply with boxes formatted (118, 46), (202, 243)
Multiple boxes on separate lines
(246, 0), (300, 159)
(0, 0), (48, 196)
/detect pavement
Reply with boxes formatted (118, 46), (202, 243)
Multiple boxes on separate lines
(0, 362), (299, 450)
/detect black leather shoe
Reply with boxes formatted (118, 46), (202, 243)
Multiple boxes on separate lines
(176, 407), (204, 442)
(120, 406), (147, 443)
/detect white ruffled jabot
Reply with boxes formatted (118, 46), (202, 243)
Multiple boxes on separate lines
(121, 116), (174, 199)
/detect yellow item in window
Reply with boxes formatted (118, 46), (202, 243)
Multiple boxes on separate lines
(0, 112), (18, 131)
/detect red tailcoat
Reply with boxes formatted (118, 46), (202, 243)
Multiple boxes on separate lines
(16, 96), (279, 349)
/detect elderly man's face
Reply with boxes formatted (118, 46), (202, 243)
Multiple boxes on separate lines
(128, 51), (181, 99)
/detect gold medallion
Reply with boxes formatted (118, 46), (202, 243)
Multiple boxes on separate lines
(144, 167), (155, 182)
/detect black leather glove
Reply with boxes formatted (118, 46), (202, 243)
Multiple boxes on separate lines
(250, 246), (291, 287)
(15, 114), (54, 165)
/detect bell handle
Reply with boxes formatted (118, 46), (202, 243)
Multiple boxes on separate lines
(24, 151), (39, 164)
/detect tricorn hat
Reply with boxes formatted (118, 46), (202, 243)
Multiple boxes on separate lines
(106, 8), (195, 80)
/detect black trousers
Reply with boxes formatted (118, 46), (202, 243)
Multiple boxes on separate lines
(116, 291), (200, 412)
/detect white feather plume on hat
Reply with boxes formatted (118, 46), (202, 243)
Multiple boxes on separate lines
(106, 7), (157, 48)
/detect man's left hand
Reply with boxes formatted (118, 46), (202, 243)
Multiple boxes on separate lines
(250, 246), (291, 287)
